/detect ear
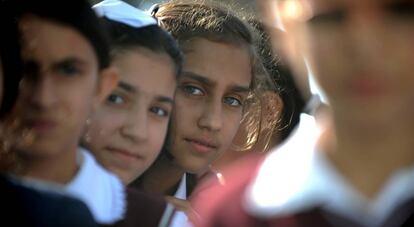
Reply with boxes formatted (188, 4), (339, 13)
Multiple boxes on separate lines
(92, 66), (119, 111)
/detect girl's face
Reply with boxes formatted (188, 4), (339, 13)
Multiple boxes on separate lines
(279, 0), (414, 122)
(85, 49), (176, 184)
(168, 38), (252, 174)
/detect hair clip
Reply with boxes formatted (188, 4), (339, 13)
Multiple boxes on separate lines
(149, 3), (160, 19)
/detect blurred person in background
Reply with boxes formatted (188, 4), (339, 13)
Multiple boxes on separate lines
(195, 0), (414, 226)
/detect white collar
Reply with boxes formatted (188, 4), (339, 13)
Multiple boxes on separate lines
(65, 147), (126, 224)
(244, 113), (321, 217)
(174, 174), (187, 200)
(244, 114), (414, 226)
(169, 175), (192, 227)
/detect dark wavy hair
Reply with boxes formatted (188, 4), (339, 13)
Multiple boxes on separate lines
(101, 17), (183, 78)
(2, 0), (110, 69)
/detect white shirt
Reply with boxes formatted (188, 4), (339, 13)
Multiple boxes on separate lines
(168, 175), (193, 227)
(11, 147), (126, 224)
(245, 114), (414, 227)
(65, 147), (126, 224)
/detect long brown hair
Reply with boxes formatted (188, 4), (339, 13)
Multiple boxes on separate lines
(152, 0), (279, 151)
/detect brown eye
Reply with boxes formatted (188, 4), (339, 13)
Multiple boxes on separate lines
(307, 10), (345, 25)
(388, 1), (414, 18)
(56, 61), (81, 76)
(150, 106), (169, 117)
(107, 93), (125, 104)
(22, 61), (39, 80)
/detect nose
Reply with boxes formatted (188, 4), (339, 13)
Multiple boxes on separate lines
(120, 106), (148, 143)
(198, 99), (223, 132)
(22, 75), (58, 110)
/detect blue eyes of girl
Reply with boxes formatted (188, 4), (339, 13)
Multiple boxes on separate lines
(181, 85), (243, 107)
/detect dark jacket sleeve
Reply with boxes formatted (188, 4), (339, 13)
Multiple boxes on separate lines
(1, 175), (98, 227)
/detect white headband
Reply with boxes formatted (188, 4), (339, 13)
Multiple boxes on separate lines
(93, 0), (157, 28)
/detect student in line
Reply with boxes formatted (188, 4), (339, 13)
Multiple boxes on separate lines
(85, 0), (183, 186)
(4, 0), (127, 225)
(83, 1), (183, 226)
(133, 1), (276, 225)
(0, 4), (97, 226)
(197, 0), (414, 226)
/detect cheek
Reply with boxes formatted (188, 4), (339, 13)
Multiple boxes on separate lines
(308, 31), (347, 69)
(222, 112), (243, 145)
(172, 98), (199, 130)
(88, 112), (123, 142)
(62, 79), (98, 117)
(386, 34), (414, 78)
(304, 33), (349, 98)
(148, 122), (169, 152)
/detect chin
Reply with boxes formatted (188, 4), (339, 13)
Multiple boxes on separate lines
(182, 161), (208, 174)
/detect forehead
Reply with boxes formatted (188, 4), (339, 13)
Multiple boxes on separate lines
(181, 38), (252, 88)
(114, 49), (176, 95)
(19, 15), (97, 65)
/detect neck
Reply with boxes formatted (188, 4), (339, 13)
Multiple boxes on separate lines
(18, 146), (79, 185)
(133, 154), (185, 196)
(321, 114), (414, 200)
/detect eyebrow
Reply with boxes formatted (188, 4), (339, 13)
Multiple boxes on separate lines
(229, 84), (250, 94)
(22, 57), (88, 75)
(182, 71), (250, 93)
(118, 81), (137, 93)
(119, 80), (174, 104)
(181, 71), (214, 86)
(156, 96), (174, 104)
(52, 57), (88, 68)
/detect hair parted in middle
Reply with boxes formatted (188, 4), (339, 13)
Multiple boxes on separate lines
(152, 0), (280, 151)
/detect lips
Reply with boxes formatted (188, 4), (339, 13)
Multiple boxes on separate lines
(25, 118), (57, 134)
(106, 146), (142, 160)
(185, 138), (219, 154)
(348, 77), (387, 97)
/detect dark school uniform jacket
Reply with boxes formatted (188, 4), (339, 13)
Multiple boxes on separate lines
(1, 175), (98, 227)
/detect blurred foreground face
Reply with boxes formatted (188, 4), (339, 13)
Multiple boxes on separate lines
(16, 16), (101, 158)
(85, 49), (176, 184)
(263, 0), (414, 122)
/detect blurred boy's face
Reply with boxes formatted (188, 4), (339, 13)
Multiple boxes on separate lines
(15, 16), (109, 159)
(266, 0), (414, 121)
